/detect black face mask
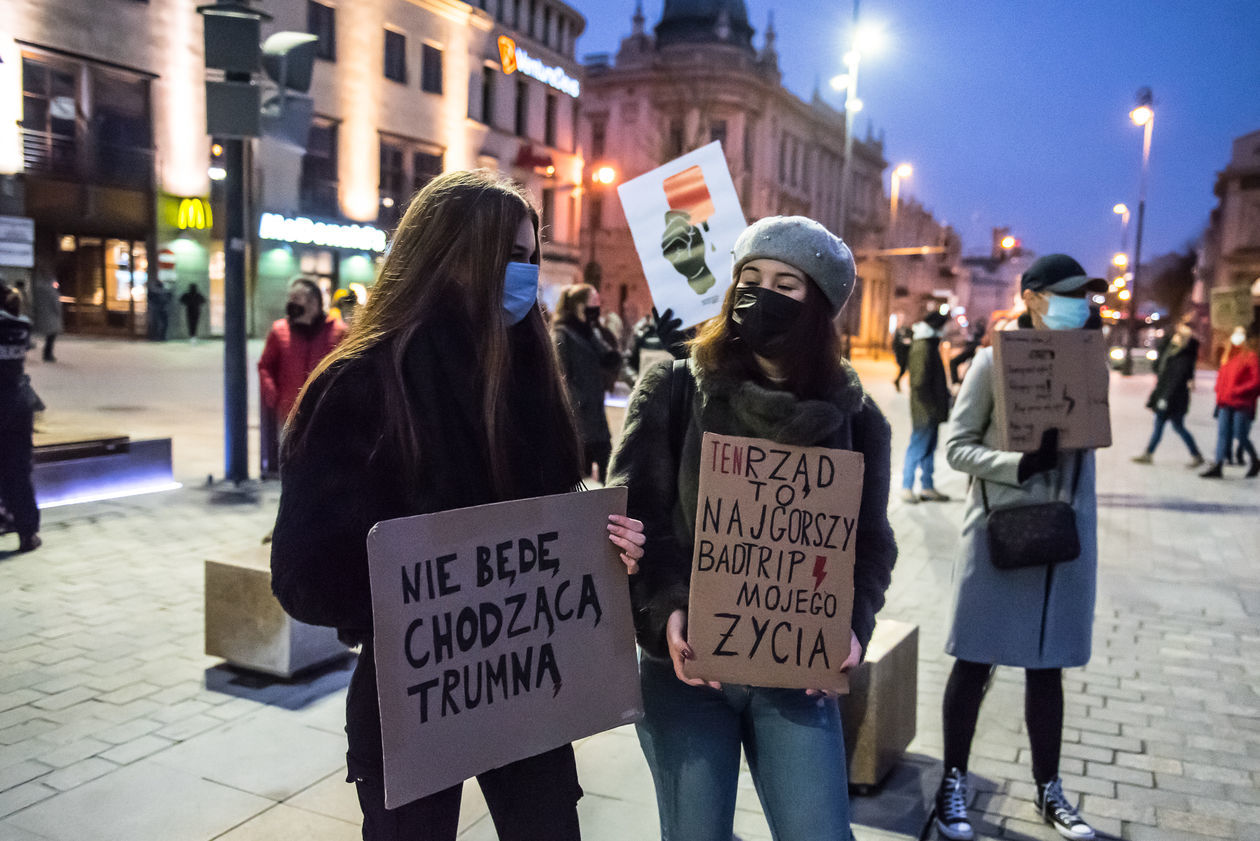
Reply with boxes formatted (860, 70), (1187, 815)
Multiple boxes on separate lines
(731, 286), (804, 359)
(285, 302), (305, 321)
(585, 305), (601, 324)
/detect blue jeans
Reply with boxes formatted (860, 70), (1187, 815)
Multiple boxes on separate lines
(902, 423), (939, 490)
(1145, 410), (1201, 458)
(635, 655), (851, 841)
(1215, 407), (1257, 464)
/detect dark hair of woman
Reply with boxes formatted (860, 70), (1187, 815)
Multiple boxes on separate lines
(690, 275), (842, 399)
(282, 169), (581, 499)
(289, 276), (324, 307)
(553, 283), (596, 327)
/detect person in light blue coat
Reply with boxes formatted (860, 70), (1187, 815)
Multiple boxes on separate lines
(931, 254), (1105, 841)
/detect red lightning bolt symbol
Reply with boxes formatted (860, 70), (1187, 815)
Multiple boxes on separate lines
(812, 555), (827, 591)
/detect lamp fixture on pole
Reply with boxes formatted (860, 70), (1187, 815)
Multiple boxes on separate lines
(1121, 86), (1153, 376)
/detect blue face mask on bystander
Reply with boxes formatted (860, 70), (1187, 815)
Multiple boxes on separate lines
(502, 262), (539, 325)
(1042, 294), (1090, 330)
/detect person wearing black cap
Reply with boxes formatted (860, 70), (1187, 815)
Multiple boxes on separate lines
(901, 305), (952, 503)
(932, 254), (1105, 841)
(610, 216), (897, 841)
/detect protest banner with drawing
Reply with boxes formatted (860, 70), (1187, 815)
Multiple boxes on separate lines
(366, 487), (642, 808)
(618, 142), (747, 330)
(991, 329), (1112, 452)
(686, 432), (864, 692)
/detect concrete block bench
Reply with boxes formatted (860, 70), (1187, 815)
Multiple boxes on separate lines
(204, 544), (350, 678)
(842, 619), (918, 791)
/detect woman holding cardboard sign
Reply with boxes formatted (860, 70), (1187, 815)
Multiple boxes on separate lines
(270, 170), (645, 841)
(933, 254), (1105, 841)
(609, 216), (897, 841)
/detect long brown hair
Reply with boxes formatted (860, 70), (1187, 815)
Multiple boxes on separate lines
(553, 283), (596, 327)
(283, 169), (581, 499)
(691, 275), (844, 398)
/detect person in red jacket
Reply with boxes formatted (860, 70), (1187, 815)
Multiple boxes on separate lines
(258, 278), (347, 476)
(1202, 324), (1260, 478)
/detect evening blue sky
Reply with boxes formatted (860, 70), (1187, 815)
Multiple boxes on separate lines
(575, 1), (1260, 277)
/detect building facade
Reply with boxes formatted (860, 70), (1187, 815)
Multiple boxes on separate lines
(577, 0), (887, 338)
(878, 193), (964, 334)
(0, 0), (587, 338)
(1199, 127), (1260, 361)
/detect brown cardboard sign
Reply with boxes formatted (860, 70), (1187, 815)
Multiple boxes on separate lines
(992, 329), (1112, 452)
(366, 488), (642, 809)
(686, 432), (864, 692)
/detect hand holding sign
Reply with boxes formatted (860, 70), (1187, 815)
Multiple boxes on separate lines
(607, 514), (645, 574)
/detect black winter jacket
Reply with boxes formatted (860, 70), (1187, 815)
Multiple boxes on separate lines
(270, 313), (581, 778)
(1146, 335), (1198, 419)
(608, 358), (897, 662)
(552, 322), (616, 445)
(908, 332), (951, 427)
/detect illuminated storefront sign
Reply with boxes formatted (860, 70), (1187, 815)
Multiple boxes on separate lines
(258, 212), (388, 253)
(497, 36), (580, 98)
(177, 198), (213, 230)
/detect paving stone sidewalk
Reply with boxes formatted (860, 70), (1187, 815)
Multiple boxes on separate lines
(0, 341), (1257, 840)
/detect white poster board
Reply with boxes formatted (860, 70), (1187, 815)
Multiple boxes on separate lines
(618, 142), (746, 329)
(366, 488), (642, 808)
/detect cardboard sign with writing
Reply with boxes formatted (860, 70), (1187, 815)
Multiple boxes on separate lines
(687, 432), (864, 692)
(991, 329), (1112, 452)
(366, 488), (641, 808)
(618, 142), (747, 329)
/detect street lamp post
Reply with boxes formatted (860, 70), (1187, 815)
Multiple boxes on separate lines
(886, 163), (911, 346)
(1122, 87), (1154, 376)
(1112, 202), (1131, 254)
(586, 165), (617, 286)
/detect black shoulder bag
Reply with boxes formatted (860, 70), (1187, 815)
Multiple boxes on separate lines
(980, 452), (1084, 570)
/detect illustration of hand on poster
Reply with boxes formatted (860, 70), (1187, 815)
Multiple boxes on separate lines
(618, 142), (747, 330)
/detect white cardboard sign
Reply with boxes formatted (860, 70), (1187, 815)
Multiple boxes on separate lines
(366, 488), (642, 808)
(618, 142), (746, 329)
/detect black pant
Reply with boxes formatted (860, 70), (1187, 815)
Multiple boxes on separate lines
(0, 389), (39, 538)
(352, 745), (582, 841)
(185, 306), (201, 338)
(584, 441), (612, 484)
(42, 334), (56, 362)
(942, 658), (1064, 785)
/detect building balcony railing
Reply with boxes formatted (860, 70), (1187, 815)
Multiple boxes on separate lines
(22, 129), (155, 192)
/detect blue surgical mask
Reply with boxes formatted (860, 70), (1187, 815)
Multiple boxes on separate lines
(1042, 294), (1090, 330)
(502, 262), (539, 325)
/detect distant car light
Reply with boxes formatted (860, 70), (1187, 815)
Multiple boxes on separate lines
(1110, 348), (1126, 361)
(1146, 349), (1159, 361)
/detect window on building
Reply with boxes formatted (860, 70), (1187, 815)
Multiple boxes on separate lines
(543, 8), (553, 47)
(709, 120), (727, 148)
(307, 1), (335, 61)
(544, 93), (558, 148)
(421, 44), (443, 94)
(541, 187), (555, 242)
(479, 65), (496, 125)
(413, 150), (443, 191)
(590, 195), (603, 231)
(778, 135), (788, 183)
(384, 29), (407, 83)
(590, 119), (606, 159)
(668, 118), (684, 158)
(743, 120), (755, 171)
(379, 138), (406, 204)
(301, 117), (339, 216)
(527, 0), (537, 38)
(514, 79), (529, 137)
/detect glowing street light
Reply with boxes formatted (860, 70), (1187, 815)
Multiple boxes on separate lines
(1113, 202), (1131, 252)
(1000, 235), (1017, 250)
(593, 165), (617, 185)
(1112, 252), (1129, 268)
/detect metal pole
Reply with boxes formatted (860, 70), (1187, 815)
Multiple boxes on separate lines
(223, 132), (249, 482)
(1122, 117), (1152, 377)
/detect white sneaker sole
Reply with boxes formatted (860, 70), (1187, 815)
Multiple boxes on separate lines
(935, 817), (974, 841)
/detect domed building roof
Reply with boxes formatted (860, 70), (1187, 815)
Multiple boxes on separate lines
(655, 0), (755, 51)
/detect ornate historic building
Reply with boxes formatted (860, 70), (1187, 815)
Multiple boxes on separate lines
(1199, 128), (1260, 359)
(579, 0), (888, 340)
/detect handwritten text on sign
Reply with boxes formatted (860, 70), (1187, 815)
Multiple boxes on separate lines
(687, 433), (864, 692)
(367, 488), (641, 808)
(992, 329), (1112, 452)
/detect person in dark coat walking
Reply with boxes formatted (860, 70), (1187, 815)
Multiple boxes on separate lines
(0, 287), (40, 552)
(901, 309), (952, 503)
(609, 216), (897, 841)
(178, 283), (207, 341)
(933, 254), (1106, 841)
(1132, 315), (1203, 467)
(552, 283), (620, 482)
(891, 323), (913, 391)
(32, 272), (62, 363)
(269, 170), (645, 841)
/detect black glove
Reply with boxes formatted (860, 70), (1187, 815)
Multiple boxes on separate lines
(652, 307), (688, 357)
(1017, 428), (1059, 483)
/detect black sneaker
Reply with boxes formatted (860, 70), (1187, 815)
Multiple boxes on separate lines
(1035, 777), (1095, 840)
(934, 767), (974, 840)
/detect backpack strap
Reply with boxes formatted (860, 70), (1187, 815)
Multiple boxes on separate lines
(668, 357), (695, 468)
